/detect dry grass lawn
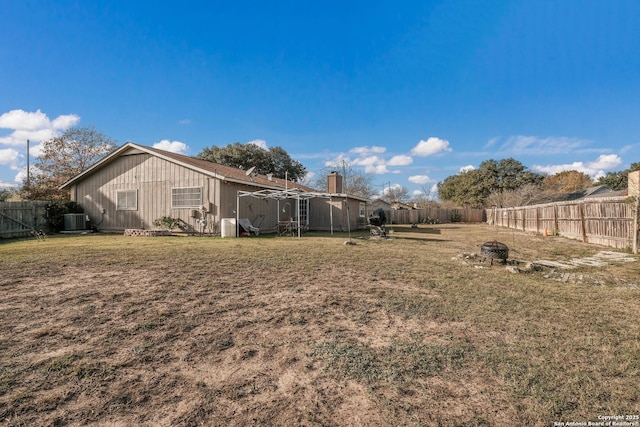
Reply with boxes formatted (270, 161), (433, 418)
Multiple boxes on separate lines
(1, 224), (639, 426)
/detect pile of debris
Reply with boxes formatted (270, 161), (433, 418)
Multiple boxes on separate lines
(453, 248), (637, 287)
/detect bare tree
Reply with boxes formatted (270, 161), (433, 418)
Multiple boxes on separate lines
(485, 183), (543, 207)
(542, 170), (593, 193)
(311, 165), (375, 199)
(22, 126), (117, 200)
(382, 184), (410, 204)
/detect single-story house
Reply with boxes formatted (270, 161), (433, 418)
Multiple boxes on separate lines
(391, 201), (416, 210)
(367, 198), (392, 218)
(558, 185), (627, 202)
(60, 143), (369, 235)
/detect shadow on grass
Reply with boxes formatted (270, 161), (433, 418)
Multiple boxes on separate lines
(235, 230), (372, 240)
(389, 226), (442, 235)
(394, 236), (449, 243)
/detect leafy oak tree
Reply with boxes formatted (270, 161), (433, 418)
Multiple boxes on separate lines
(438, 158), (543, 208)
(21, 126), (117, 200)
(438, 169), (491, 208)
(597, 162), (640, 190)
(197, 143), (307, 181)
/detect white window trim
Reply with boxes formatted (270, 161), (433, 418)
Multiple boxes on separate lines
(172, 186), (203, 209)
(116, 189), (138, 211)
(297, 198), (309, 225)
(359, 202), (366, 218)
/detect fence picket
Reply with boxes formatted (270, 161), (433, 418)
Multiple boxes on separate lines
(488, 197), (638, 252)
(0, 201), (49, 238)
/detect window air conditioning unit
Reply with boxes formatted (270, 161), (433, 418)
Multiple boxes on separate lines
(64, 213), (89, 231)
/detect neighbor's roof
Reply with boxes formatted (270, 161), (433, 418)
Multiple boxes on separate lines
(60, 142), (363, 198)
(557, 185), (627, 201)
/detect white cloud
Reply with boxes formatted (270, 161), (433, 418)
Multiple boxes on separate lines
(460, 165), (475, 173)
(353, 155), (384, 167)
(483, 136), (500, 149)
(619, 144), (636, 154)
(410, 137), (452, 157)
(248, 139), (268, 149)
(29, 143), (46, 158)
(0, 109), (50, 130)
(325, 145), (410, 176)
(0, 148), (19, 168)
(380, 183), (404, 196)
(388, 155), (413, 166)
(499, 135), (590, 155)
(408, 174), (433, 184)
(590, 154), (623, 170)
(324, 153), (351, 168)
(533, 154), (623, 178)
(0, 109), (81, 185)
(153, 140), (189, 154)
(412, 189), (423, 196)
(0, 109), (80, 147)
(178, 119), (192, 125)
(0, 180), (18, 189)
(366, 164), (389, 174)
(51, 114), (81, 129)
(351, 155), (391, 175)
(302, 171), (316, 184)
(14, 168), (28, 184)
(350, 146), (386, 156)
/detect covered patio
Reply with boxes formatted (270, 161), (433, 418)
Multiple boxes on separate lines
(236, 187), (344, 237)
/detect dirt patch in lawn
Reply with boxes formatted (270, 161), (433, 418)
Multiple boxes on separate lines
(1, 224), (639, 426)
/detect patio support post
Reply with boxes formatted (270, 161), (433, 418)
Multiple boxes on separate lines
(236, 192), (240, 238)
(329, 195), (333, 235)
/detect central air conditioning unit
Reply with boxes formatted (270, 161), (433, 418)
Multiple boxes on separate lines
(64, 213), (89, 231)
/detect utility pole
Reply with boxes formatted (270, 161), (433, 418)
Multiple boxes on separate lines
(26, 139), (30, 187)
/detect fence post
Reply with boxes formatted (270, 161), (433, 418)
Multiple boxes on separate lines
(629, 171), (640, 253)
(580, 202), (587, 243)
(634, 197), (639, 254)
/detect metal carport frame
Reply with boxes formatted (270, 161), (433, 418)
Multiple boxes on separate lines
(236, 187), (338, 238)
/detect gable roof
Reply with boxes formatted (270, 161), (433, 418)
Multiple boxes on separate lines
(557, 185), (626, 201)
(369, 198), (392, 208)
(60, 142), (319, 194)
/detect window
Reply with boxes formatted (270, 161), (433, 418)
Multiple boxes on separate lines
(359, 202), (366, 217)
(116, 190), (138, 211)
(172, 187), (202, 208)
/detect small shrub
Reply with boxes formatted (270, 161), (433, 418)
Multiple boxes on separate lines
(153, 216), (187, 231)
(44, 201), (83, 232)
(449, 209), (461, 223)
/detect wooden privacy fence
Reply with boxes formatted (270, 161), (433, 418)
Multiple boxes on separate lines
(488, 196), (639, 252)
(0, 201), (48, 238)
(390, 207), (485, 224)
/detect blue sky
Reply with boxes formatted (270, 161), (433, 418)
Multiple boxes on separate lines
(1, 1), (639, 198)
